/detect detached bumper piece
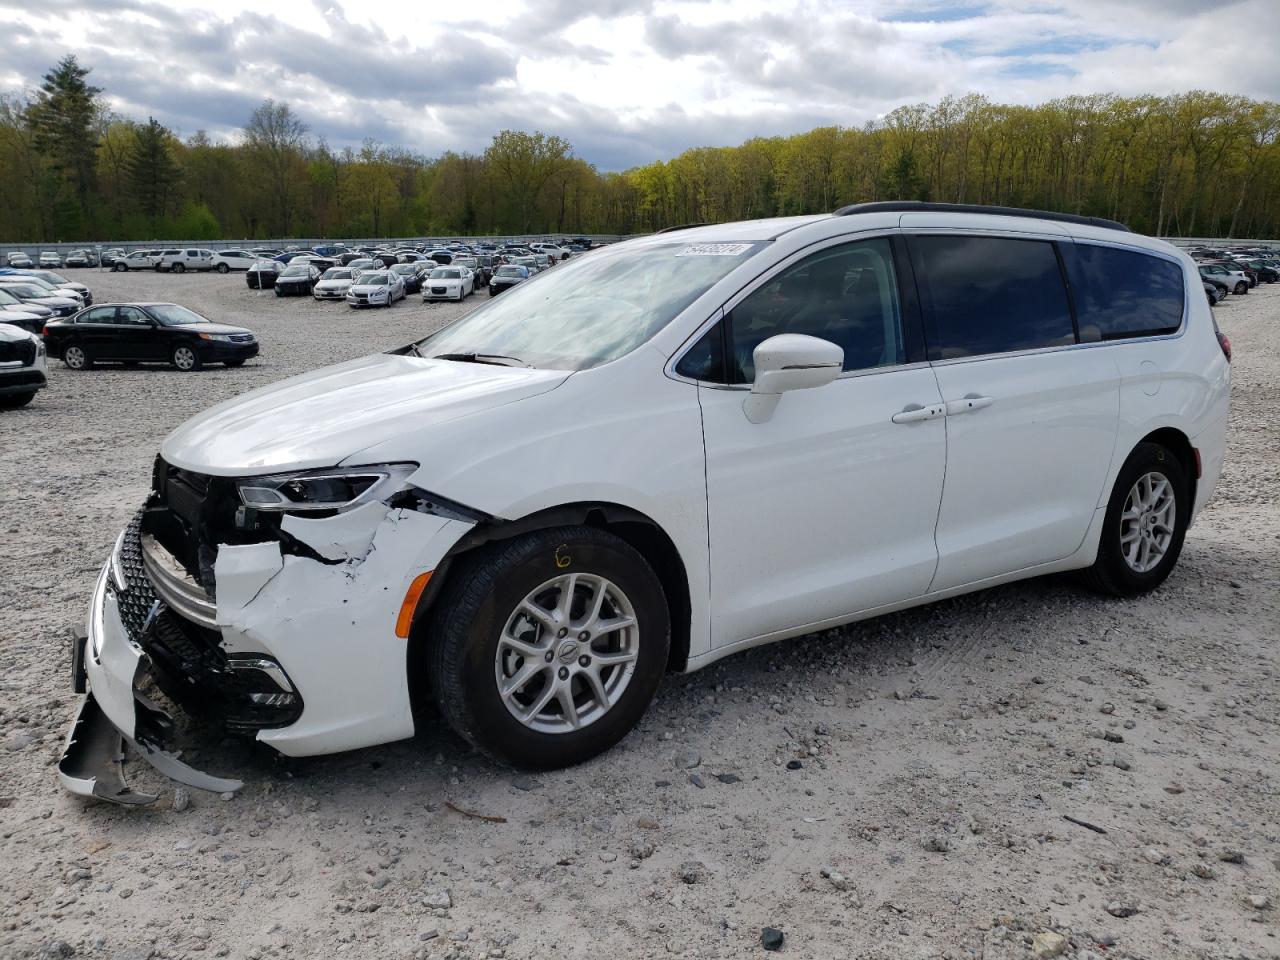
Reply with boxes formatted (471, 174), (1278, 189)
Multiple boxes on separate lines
(58, 693), (158, 805)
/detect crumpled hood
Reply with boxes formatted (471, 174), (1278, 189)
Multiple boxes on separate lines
(161, 352), (569, 476)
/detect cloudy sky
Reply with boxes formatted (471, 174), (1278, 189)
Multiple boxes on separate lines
(1, 0), (1278, 170)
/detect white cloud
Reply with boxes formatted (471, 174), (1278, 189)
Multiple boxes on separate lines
(0, 0), (1276, 168)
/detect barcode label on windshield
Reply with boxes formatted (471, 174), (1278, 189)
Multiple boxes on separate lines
(676, 243), (753, 257)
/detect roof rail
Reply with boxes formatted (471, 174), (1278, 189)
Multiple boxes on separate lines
(655, 222), (710, 234)
(831, 201), (1131, 233)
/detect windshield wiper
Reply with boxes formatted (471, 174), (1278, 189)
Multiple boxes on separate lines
(431, 352), (528, 367)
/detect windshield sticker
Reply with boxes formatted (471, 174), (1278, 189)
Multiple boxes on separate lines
(676, 243), (754, 257)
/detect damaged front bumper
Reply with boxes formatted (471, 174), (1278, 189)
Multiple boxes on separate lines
(60, 479), (476, 804)
(58, 564), (245, 804)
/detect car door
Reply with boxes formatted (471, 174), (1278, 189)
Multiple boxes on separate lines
(72, 306), (121, 358)
(906, 231), (1121, 592)
(114, 306), (166, 360)
(688, 235), (948, 648)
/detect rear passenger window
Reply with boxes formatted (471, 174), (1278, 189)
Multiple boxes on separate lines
(1065, 243), (1184, 341)
(913, 236), (1075, 359)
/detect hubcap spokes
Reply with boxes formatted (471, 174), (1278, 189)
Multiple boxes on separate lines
(1120, 471), (1176, 573)
(495, 572), (639, 734)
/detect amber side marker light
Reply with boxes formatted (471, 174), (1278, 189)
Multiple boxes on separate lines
(395, 571), (434, 638)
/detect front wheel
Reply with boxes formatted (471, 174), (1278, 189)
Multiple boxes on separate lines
(1083, 442), (1190, 596)
(171, 344), (202, 371)
(0, 391), (36, 408)
(1234, 281), (1248, 295)
(428, 526), (670, 769)
(113, 262), (127, 272)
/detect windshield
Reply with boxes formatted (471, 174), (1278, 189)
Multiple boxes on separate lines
(149, 304), (208, 326)
(417, 239), (763, 370)
(495, 267), (525, 278)
(431, 269), (461, 279)
(280, 265), (310, 277)
(322, 269), (352, 280)
(1, 284), (45, 298)
(391, 265), (415, 275)
(0, 289), (20, 305)
(358, 273), (387, 285)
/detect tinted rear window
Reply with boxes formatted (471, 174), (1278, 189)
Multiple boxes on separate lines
(913, 235), (1075, 359)
(1065, 243), (1184, 341)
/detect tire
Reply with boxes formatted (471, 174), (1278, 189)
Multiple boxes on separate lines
(428, 525), (670, 770)
(63, 343), (91, 370)
(1083, 442), (1190, 596)
(113, 262), (127, 272)
(1234, 281), (1248, 295)
(171, 344), (202, 371)
(172, 263), (185, 274)
(216, 263), (230, 274)
(224, 359), (245, 367)
(0, 391), (36, 408)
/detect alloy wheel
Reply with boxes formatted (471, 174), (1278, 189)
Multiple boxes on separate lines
(172, 346), (197, 371)
(64, 345), (86, 370)
(1120, 471), (1176, 573)
(494, 572), (640, 734)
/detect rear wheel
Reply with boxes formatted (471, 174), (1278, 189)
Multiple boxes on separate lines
(1083, 442), (1190, 596)
(428, 526), (670, 769)
(63, 344), (91, 370)
(216, 263), (230, 274)
(1234, 281), (1248, 295)
(171, 344), (202, 372)
(172, 262), (185, 274)
(113, 262), (127, 272)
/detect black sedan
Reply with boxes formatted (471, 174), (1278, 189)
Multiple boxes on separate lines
(43, 303), (259, 372)
(246, 259), (280, 289)
(489, 264), (530, 296)
(389, 262), (428, 294)
(274, 263), (320, 296)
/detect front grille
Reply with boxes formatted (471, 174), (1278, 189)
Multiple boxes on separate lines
(115, 505), (303, 731)
(430, 286), (446, 295)
(0, 339), (35, 365)
(228, 334), (253, 343)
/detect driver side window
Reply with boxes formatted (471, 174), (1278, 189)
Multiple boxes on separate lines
(676, 237), (910, 384)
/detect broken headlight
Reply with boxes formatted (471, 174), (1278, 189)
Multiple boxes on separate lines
(236, 463), (418, 513)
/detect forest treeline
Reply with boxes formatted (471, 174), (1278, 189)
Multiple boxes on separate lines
(3, 55), (1279, 243)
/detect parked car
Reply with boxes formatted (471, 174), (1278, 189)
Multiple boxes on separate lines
(1234, 259), (1279, 283)
(64, 249), (93, 268)
(1204, 281), (1222, 305)
(274, 263), (321, 296)
(6, 251), (33, 268)
(246, 260), (280, 289)
(101, 248), (126, 267)
(488, 264), (530, 296)
(160, 249), (218, 273)
(0, 322), (47, 408)
(1198, 263), (1250, 296)
(313, 267), (357, 300)
(389, 262), (428, 294)
(427, 249), (454, 265)
(39, 251), (62, 268)
(346, 270), (406, 307)
(422, 266), (474, 301)
(452, 256), (489, 286)
(6, 268), (93, 305)
(54, 205), (1231, 803)
(344, 258), (378, 274)
(0, 280), (81, 317)
(212, 250), (259, 273)
(529, 242), (570, 262)
(0, 288), (53, 332)
(44, 302), (258, 371)
(510, 256), (541, 275)
(112, 250), (162, 271)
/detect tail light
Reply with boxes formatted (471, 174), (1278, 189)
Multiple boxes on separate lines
(41, 325), (49, 336)
(1217, 331), (1232, 362)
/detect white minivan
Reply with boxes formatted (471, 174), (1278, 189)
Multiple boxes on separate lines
(60, 203), (1230, 803)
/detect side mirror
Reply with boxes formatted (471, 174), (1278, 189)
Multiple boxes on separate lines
(743, 334), (844, 423)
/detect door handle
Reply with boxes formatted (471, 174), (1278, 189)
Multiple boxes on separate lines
(945, 394), (994, 416)
(891, 403), (946, 424)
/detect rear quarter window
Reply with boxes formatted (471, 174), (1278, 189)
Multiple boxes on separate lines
(1065, 243), (1185, 341)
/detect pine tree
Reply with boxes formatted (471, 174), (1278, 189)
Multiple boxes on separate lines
(126, 117), (181, 229)
(26, 55), (102, 234)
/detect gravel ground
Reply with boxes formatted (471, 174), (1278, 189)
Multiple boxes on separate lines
(1, 270), (1277, 960)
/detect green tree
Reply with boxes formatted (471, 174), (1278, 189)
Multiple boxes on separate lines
(26, 55), (102, 236)
(125, 117), (181, 230)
